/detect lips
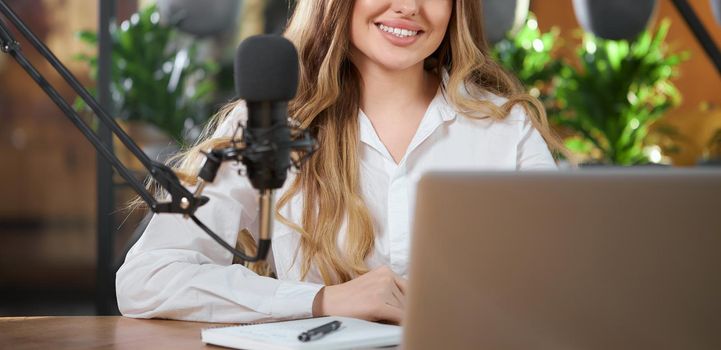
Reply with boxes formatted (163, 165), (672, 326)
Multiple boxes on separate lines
(374, 19), (424, 33)
(375, 23), (422, 46)
(378, 23), (419, 38)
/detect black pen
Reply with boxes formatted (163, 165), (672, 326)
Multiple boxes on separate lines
(297, 320), (342, 342)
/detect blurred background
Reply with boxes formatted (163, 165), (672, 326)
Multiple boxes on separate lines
(0, 0), (719, 316)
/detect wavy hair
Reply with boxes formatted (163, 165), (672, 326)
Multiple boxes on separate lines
(149, 0), (567, 284)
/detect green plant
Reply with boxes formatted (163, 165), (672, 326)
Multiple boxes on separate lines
(75, 5), (218, 144)
(552, 20), (686, 165)
(705, 128), (721, 162)
(492, 13), (563, 103)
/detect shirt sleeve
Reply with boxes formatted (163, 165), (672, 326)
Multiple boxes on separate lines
(115, 102), (323, 323)
(515, 107), (558, 170)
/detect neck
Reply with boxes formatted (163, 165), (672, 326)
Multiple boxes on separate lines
(353, 60), (437, 118)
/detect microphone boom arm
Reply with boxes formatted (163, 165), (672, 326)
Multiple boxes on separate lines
(0, 0), (314, 262)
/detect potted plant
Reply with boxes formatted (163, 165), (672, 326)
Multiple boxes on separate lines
(74, 4), (219, 146)
(482, 0), (530, 44)
(702, 128), (721, 164)
(572, 0), (658, 40)
(551, 20), (687, 165)
(492, 13), (563, 108)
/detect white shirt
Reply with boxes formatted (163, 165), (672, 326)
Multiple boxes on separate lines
(116, 83), (556, 323)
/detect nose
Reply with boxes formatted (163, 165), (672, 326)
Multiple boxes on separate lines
(391, 0), (419, 16)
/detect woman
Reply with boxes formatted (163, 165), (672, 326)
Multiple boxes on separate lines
(116, 0), (563, 325)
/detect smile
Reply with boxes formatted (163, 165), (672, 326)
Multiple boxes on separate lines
(376, 23), (420, 38)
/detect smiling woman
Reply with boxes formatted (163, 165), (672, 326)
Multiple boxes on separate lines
(116, 0), (564, 325)
(351, 0), (451, 61)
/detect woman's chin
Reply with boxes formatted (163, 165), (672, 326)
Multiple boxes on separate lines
(372, 58), (425, 73)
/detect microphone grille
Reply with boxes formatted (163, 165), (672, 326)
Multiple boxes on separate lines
(235, 35), (299, 102)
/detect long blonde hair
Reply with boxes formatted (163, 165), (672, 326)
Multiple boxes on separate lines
(160, 0), (566, 284)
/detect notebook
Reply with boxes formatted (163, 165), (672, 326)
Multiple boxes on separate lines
(201, 316), (402, 350)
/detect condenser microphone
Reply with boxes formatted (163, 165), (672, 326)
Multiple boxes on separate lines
(572, 0), (658, 40)
(234, 35), (299, 259)
(235, 34), (298, 191)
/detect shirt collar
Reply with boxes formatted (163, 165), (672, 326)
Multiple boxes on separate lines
(359, 70), (458, 153)
(437, 67), (457, 122)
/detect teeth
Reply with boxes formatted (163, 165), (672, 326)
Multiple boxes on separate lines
(378, 24), (419, 38)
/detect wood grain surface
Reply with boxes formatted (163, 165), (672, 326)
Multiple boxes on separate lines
(0, 316), (234, 350)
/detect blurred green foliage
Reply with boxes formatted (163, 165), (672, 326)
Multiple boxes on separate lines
(492, 14), (562, 102)
(705, 129), (721, 163)
(493, 16), (687, 165)
(74, 4), (219, 145)
(554, 20), (686, 165)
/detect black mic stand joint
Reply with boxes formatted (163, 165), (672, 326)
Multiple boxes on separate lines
(1, 11), (203, 217)
(0, 0), (316, 263)
(192, 121), (317, 262)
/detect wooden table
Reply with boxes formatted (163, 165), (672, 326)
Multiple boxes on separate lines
(0, 316), (233, 349)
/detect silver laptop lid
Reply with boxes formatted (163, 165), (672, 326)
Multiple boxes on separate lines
(404, 169), (721, 350)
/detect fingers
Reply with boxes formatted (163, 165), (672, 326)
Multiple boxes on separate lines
(379, 267), (407, 309)
(352, 266), (409, 324)
(394, 275), (408, 295)
(385, 269), (406, 323)
(374, 265), (408, 294)
(390, 283), (405, 309)
(380, 302), (404, 325)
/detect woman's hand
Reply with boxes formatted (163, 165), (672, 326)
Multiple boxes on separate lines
(312, 265), (408, 325)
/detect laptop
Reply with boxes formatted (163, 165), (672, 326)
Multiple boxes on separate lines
(403, 169), (721, 349)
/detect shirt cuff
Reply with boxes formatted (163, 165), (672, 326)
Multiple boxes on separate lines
(271, 280), (325, 319)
